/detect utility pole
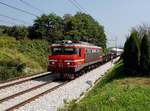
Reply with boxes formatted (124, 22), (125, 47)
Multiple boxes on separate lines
(107, 36), (117, 55)
(115, 36), (117, 51)
(107, 37), (116, 48)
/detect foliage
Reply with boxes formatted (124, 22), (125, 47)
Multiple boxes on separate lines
(63, 12), (106, 48)
(123, 31), (140, 75)
(123, 24), (150, 76)
(17, 39), (48, 68)
(59, 62), (150, 111)
(0, 12), (106, 48)
(32, 13), (64, 42)
(132, 24), (150, 40)
(0, 59), (26, 81)
(140, 34), (150, 74)
(0, 25), (6, 36)
(3, 26), (28, 39)
(0, 36), (48, 81)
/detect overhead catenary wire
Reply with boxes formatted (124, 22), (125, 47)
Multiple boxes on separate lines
(0, 0), (38, 17)
(68, 0), (83, 12)
(19, 0), (43, 13)
(68, 0), (102, 24)
(72, 0), (88, 13)
(0, 14), (30, 25)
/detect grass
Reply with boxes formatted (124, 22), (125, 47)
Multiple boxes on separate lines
(0, 36), (48, 81)
(59, 62), (150, 111)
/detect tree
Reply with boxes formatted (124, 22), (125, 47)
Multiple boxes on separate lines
(140, 34), (150, 74)
(64, 12), (106, 48)
(1, 12), (107, 48)
(123, 31), (140, 75)
(132, 24), (150, 40)
(14, 26), (29, 40)
(28, 26), (41, 39)
(2, 26), (13, 36)
(0, 25), (9, 36)
(33, 13), (64, 42)
(3, 26), (28, 39)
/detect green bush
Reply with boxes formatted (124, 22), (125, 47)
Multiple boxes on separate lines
(123, 31), (150, 76)
(123, 31), (140, 75)
(0, 36), (48, 81)
(0, 59), (26, 81)
(17, 39), (48, 68)
(140, 34), (150, 74)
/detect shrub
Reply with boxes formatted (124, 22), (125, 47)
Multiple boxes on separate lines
(140, 34), (150, 74)
(123, 31), (140, 75)
(0, 36), (48, 81)
(0, 59), (26, 81)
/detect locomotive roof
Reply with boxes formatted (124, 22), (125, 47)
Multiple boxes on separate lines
(51, 40), (102, 49)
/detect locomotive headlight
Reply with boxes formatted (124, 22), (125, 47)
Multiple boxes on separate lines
(67, 62), (70, 65)
(49, 59), (57, 65)
(51, 61), (55, 64)
(64, 60), (72, 65)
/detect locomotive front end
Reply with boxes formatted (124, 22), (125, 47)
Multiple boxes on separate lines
(48, 42), (84, 79)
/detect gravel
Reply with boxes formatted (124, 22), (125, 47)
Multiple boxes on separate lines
(0, 81), (62, 111)
(15, 58), (119, 111)
(0, 74), (53, 100)
(0, 72), (51, 88)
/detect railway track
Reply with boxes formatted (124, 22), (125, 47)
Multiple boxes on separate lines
(0, 58), (119, 111)
(0, 71), (69, 111)
(0, 72), (51, 89)
(0, 80), (53, 103)
(5, 81), (69, 111)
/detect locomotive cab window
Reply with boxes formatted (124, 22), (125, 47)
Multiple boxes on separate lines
(51, 47), (80, 55)
(51, 48), (62, 55)
(64, 48), (79, 55)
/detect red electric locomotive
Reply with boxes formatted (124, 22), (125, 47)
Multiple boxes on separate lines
(48, 40), (103, 79)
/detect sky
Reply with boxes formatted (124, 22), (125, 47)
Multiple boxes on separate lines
(0, 0), (150, 47)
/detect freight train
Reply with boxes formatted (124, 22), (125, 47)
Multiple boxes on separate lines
(48, 40), (116, 79)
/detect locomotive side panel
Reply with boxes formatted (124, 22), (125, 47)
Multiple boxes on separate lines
(84, 48), (103, 64)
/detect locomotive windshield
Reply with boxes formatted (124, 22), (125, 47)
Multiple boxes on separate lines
(51, 48), (62, 55)
(51, 47), (80, 55)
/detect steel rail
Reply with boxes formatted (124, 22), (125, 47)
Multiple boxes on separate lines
(5, 81), (69, 111)
(0, 72), (51, 90)
(0, 79), (54, 103)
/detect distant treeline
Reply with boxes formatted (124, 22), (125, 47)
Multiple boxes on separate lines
(0, 12), (106, 48)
